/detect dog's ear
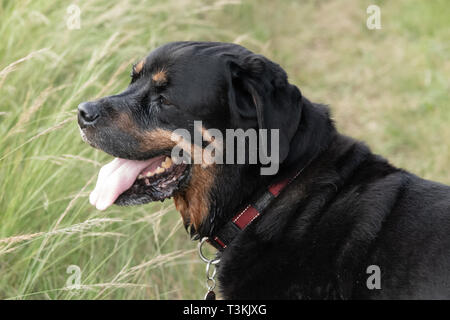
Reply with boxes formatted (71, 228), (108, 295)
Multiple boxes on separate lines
(226, 54), (302, 163)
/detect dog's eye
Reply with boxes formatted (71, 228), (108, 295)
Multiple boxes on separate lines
(159, 95), (171, 106)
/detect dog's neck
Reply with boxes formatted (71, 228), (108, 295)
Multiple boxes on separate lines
(194, 98), (337, 238)
(283, 98), (336, 170)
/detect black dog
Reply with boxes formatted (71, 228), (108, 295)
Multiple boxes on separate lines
(78, 41), (450, 299)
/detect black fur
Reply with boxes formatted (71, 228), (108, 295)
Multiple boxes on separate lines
(78, 41), (450, 299)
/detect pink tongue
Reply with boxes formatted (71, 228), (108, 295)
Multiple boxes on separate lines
(89, 157), (155, 210)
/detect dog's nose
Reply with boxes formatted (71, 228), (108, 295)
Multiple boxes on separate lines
(78, 102), (100, 128)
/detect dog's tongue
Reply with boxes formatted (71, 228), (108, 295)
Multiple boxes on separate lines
(89, 158), (155, 210)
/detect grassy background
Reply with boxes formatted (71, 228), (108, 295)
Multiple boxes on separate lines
(0, 0), (448, 299)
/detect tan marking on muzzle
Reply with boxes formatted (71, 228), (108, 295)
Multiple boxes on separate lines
(114, 114), (177, 152)
(116, 112), (135, 131)
(117, 115), (219, 167)
(140, 128), (177, 151)
(114, 118), (218, 230)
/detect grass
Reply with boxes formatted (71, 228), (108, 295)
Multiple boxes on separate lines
(0, 0), (448, 299)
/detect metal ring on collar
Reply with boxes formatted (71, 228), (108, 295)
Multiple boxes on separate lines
(198, 237), (220, 265)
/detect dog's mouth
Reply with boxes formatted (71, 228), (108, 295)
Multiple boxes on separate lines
(89, 154), (190, 210)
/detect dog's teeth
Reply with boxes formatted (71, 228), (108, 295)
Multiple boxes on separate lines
(155, 166), (165, 174)
(145, 178), (150, 185)
(138, 174), (144, 179)
(146, 171), (154, 177)
(161, 162), (170, 169)
(162, 157), (173, 169)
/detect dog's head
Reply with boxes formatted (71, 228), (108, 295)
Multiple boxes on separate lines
(78, 41), (303, 233)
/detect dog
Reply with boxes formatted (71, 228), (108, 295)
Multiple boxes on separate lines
(78, 41), (450, 299)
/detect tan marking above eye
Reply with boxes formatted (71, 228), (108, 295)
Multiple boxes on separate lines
(133, 59), (145, 74)
(152, 70), (167, 84)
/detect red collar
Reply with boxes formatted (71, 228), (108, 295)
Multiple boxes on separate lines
(207, 170), (301, 251)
